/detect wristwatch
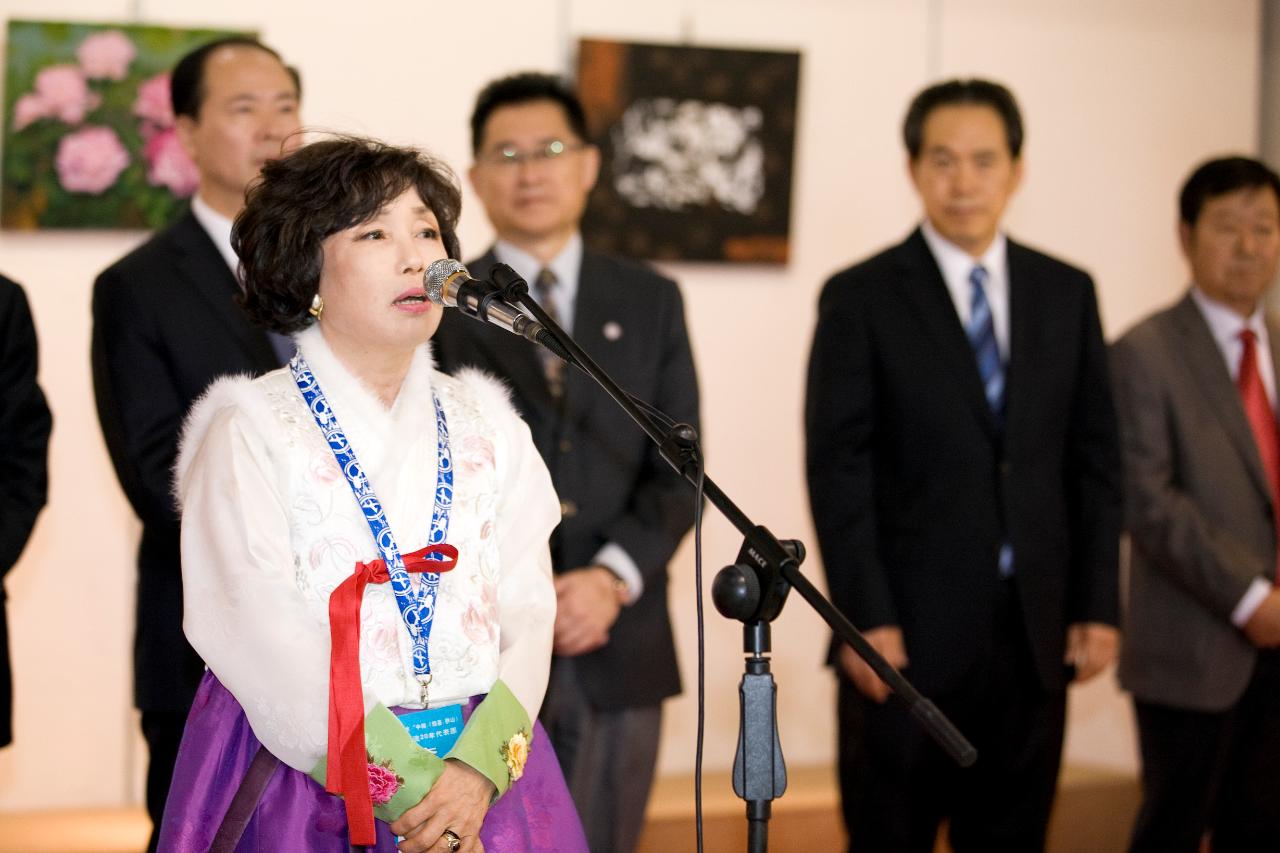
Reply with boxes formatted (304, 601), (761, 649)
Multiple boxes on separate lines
(598, 566), (630, 605)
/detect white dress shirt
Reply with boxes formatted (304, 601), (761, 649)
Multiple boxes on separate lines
(190, 193), (239, 272)
(921, 219), (1011, 359)
(494, 234), (583, 335)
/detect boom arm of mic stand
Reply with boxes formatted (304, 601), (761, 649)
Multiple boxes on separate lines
(781, 564), (976, 767)
(499, 263), (975, 768)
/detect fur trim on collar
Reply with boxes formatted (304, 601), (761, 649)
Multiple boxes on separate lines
(448, 365), (516, 417)
(172, 332), (522, 511)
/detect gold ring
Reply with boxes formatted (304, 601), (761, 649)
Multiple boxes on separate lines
(442, 829), (461, 851)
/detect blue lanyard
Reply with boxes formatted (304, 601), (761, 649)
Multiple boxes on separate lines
(290, 354), (454, 686)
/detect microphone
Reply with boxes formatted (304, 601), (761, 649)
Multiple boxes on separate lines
(424, 258), (546, 344)
(424, 260), (573, 365)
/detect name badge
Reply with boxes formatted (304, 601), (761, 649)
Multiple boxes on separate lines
(397, 703), (464, 756)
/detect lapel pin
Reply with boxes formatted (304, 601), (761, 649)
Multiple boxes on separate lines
(603, 321), (623, 341)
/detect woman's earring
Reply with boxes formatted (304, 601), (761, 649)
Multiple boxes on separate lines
(309, 294), (324, 320)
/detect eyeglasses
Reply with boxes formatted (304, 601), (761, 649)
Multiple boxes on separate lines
(479, 139), (587, 167)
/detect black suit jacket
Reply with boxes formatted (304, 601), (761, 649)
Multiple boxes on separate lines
(92, 210), (279, 713)
(0, 275), (51, 746)
(805, 229), (1121, 696)
(431, 249), (700, 710)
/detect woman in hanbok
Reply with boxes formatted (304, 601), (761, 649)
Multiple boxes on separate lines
(158, 136), (588, 853)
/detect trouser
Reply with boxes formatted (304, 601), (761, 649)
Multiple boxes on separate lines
(540, 656), (662, 853)
(141, 709), (188, 853)
(1130, 649), (1280, 853)
(837, 581), (1066, 853)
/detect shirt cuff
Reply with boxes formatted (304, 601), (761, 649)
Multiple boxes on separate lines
(1231, 577), (1273, 627)
(308, 703), (445, 824)
(592, 542), (643, 604)
(446, 679), (532, 800)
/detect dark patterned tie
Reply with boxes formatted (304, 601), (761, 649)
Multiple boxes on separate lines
(535, 268), (565, 400)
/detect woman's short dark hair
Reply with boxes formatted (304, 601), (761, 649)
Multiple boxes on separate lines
(1179, 156), (1280, 226)
(902, 78), (1023, 160)
(234, 135), (463, 333)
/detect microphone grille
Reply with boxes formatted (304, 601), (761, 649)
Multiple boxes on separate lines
(425, 258), (466, 304)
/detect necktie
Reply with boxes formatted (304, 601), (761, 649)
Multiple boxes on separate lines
(967, 265), (1014, 576)
(1238, 328), (1280, 578)
(534, 268), (565, 400)
(966, 265), (1005, 419)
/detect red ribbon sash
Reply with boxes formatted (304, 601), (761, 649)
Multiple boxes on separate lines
(326, 543), (458, 845)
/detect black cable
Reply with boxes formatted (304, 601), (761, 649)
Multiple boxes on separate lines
(627, 393), (678, 428)
(551, 329), (708, 846)
(692, 444), (707, 853)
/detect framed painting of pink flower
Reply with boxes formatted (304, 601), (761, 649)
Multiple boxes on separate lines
(2, 19), (248, 229)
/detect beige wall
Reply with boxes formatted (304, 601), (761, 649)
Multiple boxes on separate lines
(0, 0), (1260, 811)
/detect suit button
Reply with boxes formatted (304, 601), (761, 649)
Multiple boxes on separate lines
(559, 439), (573, 453)
(1000, 460), (1011, 476)
(560, 499), (578, 518)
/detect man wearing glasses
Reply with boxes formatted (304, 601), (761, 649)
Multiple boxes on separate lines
(432, 71), (700, 852)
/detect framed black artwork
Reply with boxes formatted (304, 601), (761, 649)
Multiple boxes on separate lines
(577, 38), (800, 264)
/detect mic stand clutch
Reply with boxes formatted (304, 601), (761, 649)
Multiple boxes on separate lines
(489, 262), (977, 851)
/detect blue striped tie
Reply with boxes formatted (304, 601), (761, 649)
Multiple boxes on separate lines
(967, 264), (1014, 577)
(966, 265), (1004, 418)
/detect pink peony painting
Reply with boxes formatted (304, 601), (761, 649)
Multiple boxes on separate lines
(76, 30), (136, 81)
(3, 19), (249, 229)
(30, 65), (100, 125)
(133, 73), (174, 128)
(55, 126), (129, 193)
(143, 128), (200, 196)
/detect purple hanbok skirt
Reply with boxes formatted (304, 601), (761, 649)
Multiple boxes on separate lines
(157, 671), (588, 852)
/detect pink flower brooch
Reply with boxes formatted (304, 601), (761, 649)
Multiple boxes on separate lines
(367, 758), (404, 806)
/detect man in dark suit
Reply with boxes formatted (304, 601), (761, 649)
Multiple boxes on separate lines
(432, 72), (699, 853)
(1113, 156), (1280, 852)
(805, 79), (1121, 852)
(0, 274), (51, 750)
(91, 37), (300, 850)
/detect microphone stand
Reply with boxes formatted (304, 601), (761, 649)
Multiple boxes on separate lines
(487, 263), (977, 851)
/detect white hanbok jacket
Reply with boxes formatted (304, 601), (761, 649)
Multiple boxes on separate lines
(174, 325), (559, 774)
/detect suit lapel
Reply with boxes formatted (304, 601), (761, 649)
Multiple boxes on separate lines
(167, 212), (275, 368)
(1004, 240), (1041, 441)
(1268, 312), (1280, 414)
(563, 253), (625, 424)
(1174, 295), (1273, 503)
(897, 230), (999, 439)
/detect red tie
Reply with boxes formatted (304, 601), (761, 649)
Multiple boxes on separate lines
(1238, 328), (1280, 578)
